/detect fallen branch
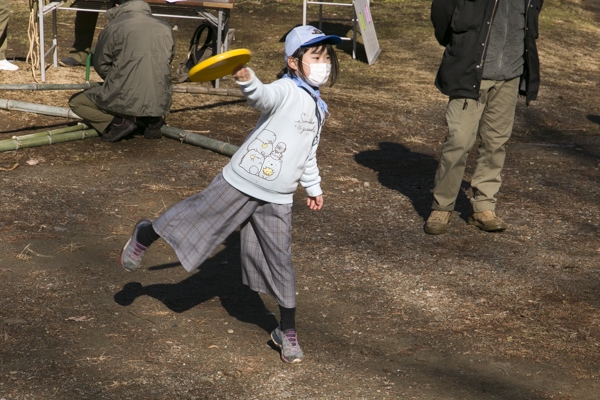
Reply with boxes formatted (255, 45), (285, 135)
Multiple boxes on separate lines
(0, 163), (19, 171)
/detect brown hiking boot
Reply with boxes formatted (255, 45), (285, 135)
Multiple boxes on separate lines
(424, 210), (452, 235)
(468, 210), (507, 232)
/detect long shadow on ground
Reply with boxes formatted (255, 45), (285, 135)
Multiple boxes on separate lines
(354, 141), (473, 220)
(113, 232), (279, 333)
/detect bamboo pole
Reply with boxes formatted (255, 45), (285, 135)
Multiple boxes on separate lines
(0, 102), (240, 157)
(0, 83), (244, 97)
(160, 125), (239, 157)
(0, 98), (81, 119)
(10, 123), (89, 141)
(171, 86), (244, 97)
(0, 128), (99, 152)
(0, 83), (99, 90)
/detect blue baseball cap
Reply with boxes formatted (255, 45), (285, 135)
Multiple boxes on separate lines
(284, 25), (342, 61)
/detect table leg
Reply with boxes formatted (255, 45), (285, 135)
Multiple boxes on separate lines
(52, 8), (58, 68)
(215, 9), (223, 88)
(352, 9), (357, 59)
(39, 2), (46, 82)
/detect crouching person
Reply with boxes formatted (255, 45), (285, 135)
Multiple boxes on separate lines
(69, 0), (174, 142)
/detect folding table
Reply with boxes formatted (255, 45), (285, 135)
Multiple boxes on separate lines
(37, 0), (235, 83)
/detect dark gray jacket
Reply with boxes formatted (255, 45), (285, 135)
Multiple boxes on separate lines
(431, 0), (543, 104)
(86, 0), (175, 116)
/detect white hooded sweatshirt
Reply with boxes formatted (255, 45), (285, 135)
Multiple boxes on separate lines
(222, 68), (323, 204)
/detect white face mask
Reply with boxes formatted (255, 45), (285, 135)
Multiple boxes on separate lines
(302, 62), (331, 87)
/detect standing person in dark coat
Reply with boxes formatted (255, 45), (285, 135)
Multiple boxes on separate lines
(424, 0), (543, 235)
(69, 0), (174, 142)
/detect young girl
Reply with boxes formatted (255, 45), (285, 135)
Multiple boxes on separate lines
(120, 25), (341, 363)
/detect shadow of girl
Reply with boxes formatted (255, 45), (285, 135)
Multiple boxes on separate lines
(113, 232), (279, 333)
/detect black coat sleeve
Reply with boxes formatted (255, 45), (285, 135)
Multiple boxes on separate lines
(431, 0), (458, 46)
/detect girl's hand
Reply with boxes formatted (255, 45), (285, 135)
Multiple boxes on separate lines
(306, 195), (323, 211)
(233, 66), (251, 82)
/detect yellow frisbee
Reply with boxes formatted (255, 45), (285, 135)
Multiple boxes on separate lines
(188, 48), (252, 82)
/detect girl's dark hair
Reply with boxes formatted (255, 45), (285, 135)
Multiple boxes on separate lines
(276, 44), (339, 87)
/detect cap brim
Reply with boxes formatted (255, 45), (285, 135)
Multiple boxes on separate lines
(301, 35), (343, 48)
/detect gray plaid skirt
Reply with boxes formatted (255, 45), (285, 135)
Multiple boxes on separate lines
(153, 173), (296, 308)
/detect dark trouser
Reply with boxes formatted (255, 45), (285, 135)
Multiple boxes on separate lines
(67, 11), (99, 64)
(432, 77), (519, 213)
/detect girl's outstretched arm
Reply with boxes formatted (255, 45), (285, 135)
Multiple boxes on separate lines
(232, 66), (288, 112)
(232, 65), (251, 82)
(306, 195), (323, 211)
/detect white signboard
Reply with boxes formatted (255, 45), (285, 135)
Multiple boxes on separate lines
(353, 0), (381, 65)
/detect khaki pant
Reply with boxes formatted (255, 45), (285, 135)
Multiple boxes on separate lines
(69, 92), (115, 134)
(432, 77), (519, 213)
(0, 0), (10, 60)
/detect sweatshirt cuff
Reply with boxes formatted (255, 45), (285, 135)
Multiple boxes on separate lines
(305, 184), (323, 198)
(235, 67), (257, 87)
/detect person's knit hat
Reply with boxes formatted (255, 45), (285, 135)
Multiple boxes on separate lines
(284, 25), (342, 61)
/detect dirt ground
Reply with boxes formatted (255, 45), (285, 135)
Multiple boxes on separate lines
(1, 0), (599, 398)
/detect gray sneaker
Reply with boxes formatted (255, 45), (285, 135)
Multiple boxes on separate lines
(271, 327), (304, 363)
(120, 219), (152, 271)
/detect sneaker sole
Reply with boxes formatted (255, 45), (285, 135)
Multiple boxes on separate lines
(120, 237), (145, 272)
(120, 219), (152, 272)
(120, 237), (135, 272)
(270, 331), (303, 364)
(282, 355), (303, 363)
